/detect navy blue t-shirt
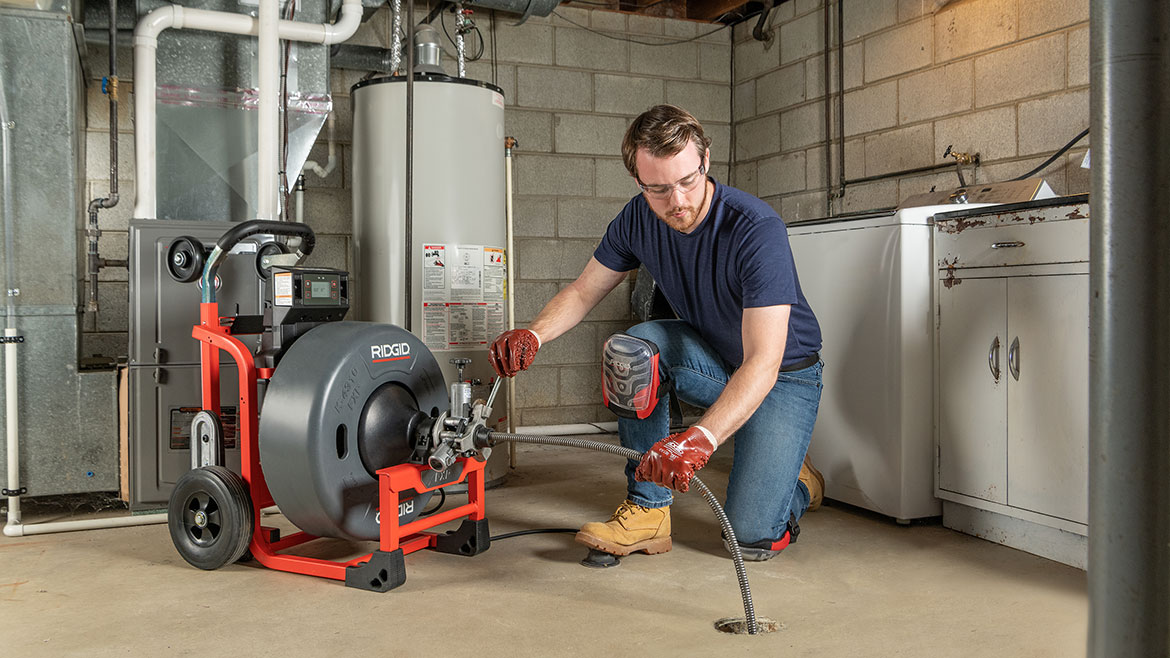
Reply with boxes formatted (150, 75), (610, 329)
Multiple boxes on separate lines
(594, 179), (821, 369)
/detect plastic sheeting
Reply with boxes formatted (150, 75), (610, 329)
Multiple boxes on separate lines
(155, 84), (330, 221)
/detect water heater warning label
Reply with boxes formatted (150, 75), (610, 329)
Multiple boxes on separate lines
(421, 244), (506, 352)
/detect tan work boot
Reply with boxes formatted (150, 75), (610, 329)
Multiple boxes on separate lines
(575, 500), (672, 556)
(800, 454), (825, 511)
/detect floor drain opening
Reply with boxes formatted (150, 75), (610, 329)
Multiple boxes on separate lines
(713, 617), (781, 634)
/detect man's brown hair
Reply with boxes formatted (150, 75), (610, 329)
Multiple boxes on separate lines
(621, 104), (712, 180)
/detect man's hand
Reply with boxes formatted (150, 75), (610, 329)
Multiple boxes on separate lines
(634, 426), (718, 493)
(488, 329), (541, 378)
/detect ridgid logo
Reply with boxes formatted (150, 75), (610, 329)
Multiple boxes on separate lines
(371, 343), (412, 363)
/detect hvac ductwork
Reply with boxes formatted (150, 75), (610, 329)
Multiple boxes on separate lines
(458, 0), (559, 22)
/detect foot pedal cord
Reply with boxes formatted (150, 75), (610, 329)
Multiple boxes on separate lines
(488, 431), (760, 635)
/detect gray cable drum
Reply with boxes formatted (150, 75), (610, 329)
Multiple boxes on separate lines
(258, 321), (449, 541)
(352, 74), (510, 482)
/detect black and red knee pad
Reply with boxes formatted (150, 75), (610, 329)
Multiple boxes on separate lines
(601, 332), (672, 420)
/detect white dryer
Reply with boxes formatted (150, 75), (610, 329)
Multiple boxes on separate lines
(789, 205), (990, 521)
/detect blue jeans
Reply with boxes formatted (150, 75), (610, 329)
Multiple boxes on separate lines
(618, 320), (823, 545)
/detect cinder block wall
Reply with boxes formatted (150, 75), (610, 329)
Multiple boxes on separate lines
(80, 0), (1089, 424)
(78, 6), (731, 429)
(730, 0), (1090, 221)
(484, 8), (731, 426)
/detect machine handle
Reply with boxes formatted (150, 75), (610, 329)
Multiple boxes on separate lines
(486, 376), (503, 411)
(215, 219), (316, 257)
(201, 220), (317, 304)
(991, 241), (1025, 249)
(988, 336), (1001, 382)
(1008, 336), (1020, 381)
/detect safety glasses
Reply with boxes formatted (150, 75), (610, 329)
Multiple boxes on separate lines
(637, 162), (707, 199)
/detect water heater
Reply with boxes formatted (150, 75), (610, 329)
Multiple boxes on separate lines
(351, 74), (509, 480)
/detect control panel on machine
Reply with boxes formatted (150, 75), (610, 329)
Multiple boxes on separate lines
(258, 266), (350, 368)
(277, 268), (342, 307)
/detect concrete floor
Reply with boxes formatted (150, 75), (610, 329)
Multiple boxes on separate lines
(1, 438), (1087, 657)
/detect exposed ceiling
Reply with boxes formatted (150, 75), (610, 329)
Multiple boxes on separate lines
(562, 0), (779, 25)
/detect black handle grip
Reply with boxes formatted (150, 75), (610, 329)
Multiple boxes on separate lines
(215, 220), (315, 256)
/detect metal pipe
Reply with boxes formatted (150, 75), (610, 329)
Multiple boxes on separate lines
(390, 0), (403, 74)
(0, 53), (15, 323)
(844, 160), (971, 187)
(835, 0), (845, 201)
(504, 136), (517, 465)
(330, 43), (395, 72)
(455, 3), (467, 77)
(0, 41), (23, 536)
(404, 0), (415, 332)
(85, 0), (122, 316)
(295, 175), (305, 223)
(822, 0), (832, 216)
(1088, 0), (1170, 655)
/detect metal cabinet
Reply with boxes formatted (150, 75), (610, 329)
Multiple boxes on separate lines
(1005, 275), (1089, 524)
(934, 197), (1090, 567)
(938, 274), (1089, 523)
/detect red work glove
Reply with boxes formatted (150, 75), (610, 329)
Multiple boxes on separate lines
(488, 329), (541, 378)
(634, 426), (718, 493)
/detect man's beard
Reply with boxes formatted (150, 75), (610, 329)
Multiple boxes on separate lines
(656, 204), (699, 231)
(654, 182), (710, 233)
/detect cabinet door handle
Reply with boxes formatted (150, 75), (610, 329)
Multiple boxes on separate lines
(991, 241), (1026, 249)
(988, 336), (1001, 382)
(1008, 336), (1020, 381)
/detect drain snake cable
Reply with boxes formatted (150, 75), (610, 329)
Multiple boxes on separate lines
(487, 431), (761, 635)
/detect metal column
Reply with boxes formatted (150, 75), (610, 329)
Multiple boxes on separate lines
(1088, 1), (1170, 655)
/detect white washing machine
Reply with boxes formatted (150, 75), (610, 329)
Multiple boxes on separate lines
(789, 204), (993, 521)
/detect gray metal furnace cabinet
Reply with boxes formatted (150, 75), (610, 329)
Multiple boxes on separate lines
(933, 197), (1090, 568)
(128, 220), (265, 509)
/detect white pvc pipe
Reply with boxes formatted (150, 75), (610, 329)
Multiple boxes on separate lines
(132, 0), (362, 219)
(6, 513), (167, 537)
(303, 111), (336, 178)
(257, 0), (278, 219)
(4, 323), (169, 537)
(4, 328), (20, 535)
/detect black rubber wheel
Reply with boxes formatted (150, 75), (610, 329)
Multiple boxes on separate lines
(168, 465), (253, 570)
(166, 236), (207, 283)
(255, 241), (288, 280)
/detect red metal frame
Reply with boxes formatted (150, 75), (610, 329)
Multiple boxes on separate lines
(193, 301), (487, 583)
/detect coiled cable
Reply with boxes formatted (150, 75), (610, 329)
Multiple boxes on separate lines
(488, 431), (760, 635)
